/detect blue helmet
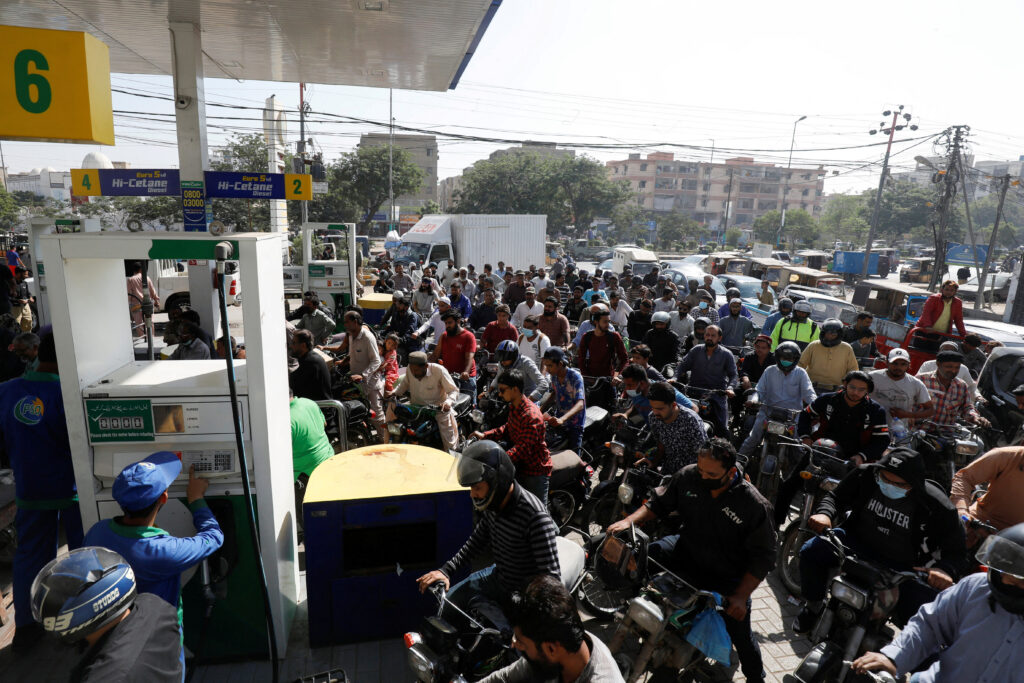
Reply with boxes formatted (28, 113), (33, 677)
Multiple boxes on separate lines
(494, 339), (520, 365)
(31, 547), (137, 642)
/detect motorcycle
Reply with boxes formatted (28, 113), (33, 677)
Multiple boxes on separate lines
(387, 395), (475, 451)
(785, 530), (928, 683)
(898, 420), (982, 494)
(597, 528), (732, 683)
(775, 440), (853, 597)
(743, 405), (803, 504)
(467, 388), (509, 433)
(674, 383), (729, 438)
(404, 536), (586, 683)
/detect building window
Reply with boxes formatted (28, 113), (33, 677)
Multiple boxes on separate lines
(740, 183), (758, 193)
(801, 202), (808, 210)
(638, 180), (647, 189)
(758, 200), (777, 210)
(704, 167), (712, 176)
(703, 182), (710, 191)
(701, 199), (708, 207)
(739, 198), (754, 209)
(684, 180), (698, 190)
(640, 163), (648, 171)
(816, 189), (823, 197)
(760, 184), (777, 194)
(426, 149), (432, 157)
(736, 213), (752, 225)
(801, 188), (809, 196)
(802, 173), (811, 180)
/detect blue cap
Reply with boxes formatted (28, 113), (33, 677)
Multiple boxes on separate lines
(543, 346), (567, 364)
(112, 451), (182, 512)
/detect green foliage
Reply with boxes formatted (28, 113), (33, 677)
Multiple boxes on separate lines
(752, 209), (818, 245)
(335, 145), (423, 232)
(11, 190), (66, 219)
(656, 211), (702, 248)
(0, 188), (19, 231)
(724, 228), (741, 247)
(421, 199), (441, 215)
(210, 133), (270, 231)
(820, 194), (869, 245)
(862, 180), (934, 242)
(288, 160), (361, 227)
(455, 153), (631, 235)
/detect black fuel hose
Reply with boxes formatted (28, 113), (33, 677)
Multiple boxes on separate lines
(214, 242), (280, 682)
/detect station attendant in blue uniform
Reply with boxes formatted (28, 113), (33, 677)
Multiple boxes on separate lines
(84, 451), (224, 675)
(0, 331), (84, 652)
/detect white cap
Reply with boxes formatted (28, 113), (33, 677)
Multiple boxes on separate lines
(888, 348), (910, 362)
(438, 296), (451, 305)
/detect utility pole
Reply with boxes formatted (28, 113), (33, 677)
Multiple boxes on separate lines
(722, 168), (734, 234)
(778, 115), (807, 247)
(976, 174), (1012, 310)
(929, 125), (969, 291)
(298, 83), (308, 238)
(388, 88), (395, 233)
(862, 105), (918, 279)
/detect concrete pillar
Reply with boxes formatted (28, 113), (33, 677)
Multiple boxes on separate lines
(169, 21), (220, 338)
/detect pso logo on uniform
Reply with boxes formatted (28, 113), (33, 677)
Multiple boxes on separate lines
(14, 395), (45, 425)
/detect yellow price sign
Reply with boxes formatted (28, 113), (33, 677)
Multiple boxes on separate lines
(284, 174), (313, 200)
(71, 169), (101, 196)
(0, 25), (114, 144)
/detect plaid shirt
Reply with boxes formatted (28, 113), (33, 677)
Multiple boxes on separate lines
(916, 371), (977, 432)
(483, 396), (552, 476)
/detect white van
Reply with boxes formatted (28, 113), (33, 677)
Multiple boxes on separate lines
(612, 247), (660, 277)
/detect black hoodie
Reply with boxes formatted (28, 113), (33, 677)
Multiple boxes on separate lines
(815, 448), (969, 578)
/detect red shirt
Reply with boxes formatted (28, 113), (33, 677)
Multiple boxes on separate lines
(483, 397), (552, 476)
(481, 321), (519, 353)
(439, 328), (477, 377)
(381, 349), (400, 392)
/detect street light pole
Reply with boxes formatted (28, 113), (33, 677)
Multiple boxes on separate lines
(861, 105), (917, 279)
(778, 115), (806, 247)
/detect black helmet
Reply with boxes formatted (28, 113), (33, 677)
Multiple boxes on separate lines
(693, 316), (711, 331)
(778, 297), (793, 311)
(820, 319), (843, 347)
(456, 440), (516, 511)
(776, 341), (801, 369)
(494, 339), (520, 365)
(978, 522), (1024, 614)
(726, 287), (741, 300)
(31, 547), (137, 642)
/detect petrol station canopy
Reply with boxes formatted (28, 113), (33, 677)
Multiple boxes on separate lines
(0, 0), (501, 90)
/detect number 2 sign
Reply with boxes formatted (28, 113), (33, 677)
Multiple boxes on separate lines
(0, 25), (114, 144)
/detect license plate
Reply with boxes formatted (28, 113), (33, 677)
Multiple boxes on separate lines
(767, 421), (787, 435)
(387, 423), (402, 436)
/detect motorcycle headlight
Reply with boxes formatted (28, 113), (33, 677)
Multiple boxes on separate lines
(609, 441), (626, 458)
(820, 477), (840, 492)
(627, 596), (665, 634)
(767, 421), (786, 436)
(830, 577), (868, 611)
(618, 483), (634, 505)
(955, 440), (979, 456)
(470, 409), (485, 424)
(405, 642), (440, 683)
(487, 363), (499, 373)
(387, 423), (402, 436)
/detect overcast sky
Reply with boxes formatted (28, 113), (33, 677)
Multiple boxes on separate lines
(4, 0), (1024, 194)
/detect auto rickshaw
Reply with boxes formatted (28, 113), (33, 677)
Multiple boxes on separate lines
(898, 257), (935, 284)
(793, 250), (831, 270)
(848, 279), (938, 372)
(742, 257), (788, 288)
(781, 266), (847, 299)
(706, 251), (744, 275)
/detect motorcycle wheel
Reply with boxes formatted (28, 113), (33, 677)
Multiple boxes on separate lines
(548, 490), (576, 530)
(777, 519), (807, 598)
(586, 494), (619, 538)
(576, 570), (632, 620)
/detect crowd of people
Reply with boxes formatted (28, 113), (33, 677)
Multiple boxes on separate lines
(2, 253), (1023, 683)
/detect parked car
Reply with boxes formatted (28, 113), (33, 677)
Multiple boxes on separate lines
(958, 272), (1012, 302)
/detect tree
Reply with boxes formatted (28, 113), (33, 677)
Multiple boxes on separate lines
(752, 209), (818, 245)
(335, 145), (423, 233)
(455, 153), (631, 236)
(210, 133), (271, 231)
(607, 203), (648, 245)
(287, 160), (361, 227)
(421, 199), (441, 215)
(820, 194), (870, 245)
(862, 180), (934, 243)
(0, 189), (19, 231)
(657, 211), (702, 248)
(725, 228), (741, 247)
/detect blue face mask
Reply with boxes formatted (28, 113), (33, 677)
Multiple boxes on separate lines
(779, 359), (795, 368)
(524, 328), (536, 338)
(625, 388), (640, 397)
(699, 301), (708, 309)
(876, 472), (908, 500)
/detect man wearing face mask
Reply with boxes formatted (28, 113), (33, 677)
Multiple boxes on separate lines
(795, 447), (969, 633)
(738, 341), (816, 458)
(675, 324), (737, 438)
(642, 311), (681, 370)
(761, 297), (793, 336)
(563, 286), (588, 324)
(625, 299), (654, 342)
(518, 315), (551, 367)
(719, 297), (756, 348)
(416, 441), (560, 637)
(611, 364), (694, 424)
(853, 523), (1024, 682)
(485, 340), (548, 402)
(608, 438), (776, 682)
(692, 290), (720, 324)
(770, 299), (819, 351)
(537, 296), (570, 348)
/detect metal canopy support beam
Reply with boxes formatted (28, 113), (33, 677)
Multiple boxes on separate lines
(170, 21), (220, 338)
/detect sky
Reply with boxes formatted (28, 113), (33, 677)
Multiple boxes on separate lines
(4, 0), (1024, 195)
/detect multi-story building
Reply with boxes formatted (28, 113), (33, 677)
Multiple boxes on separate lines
(606, 152), (827, 234)
(5, 167), (74, 202)
(972, 157), (1024, 199)
(358, 133), (438, 211)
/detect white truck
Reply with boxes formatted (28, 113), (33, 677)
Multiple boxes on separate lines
(612, 246), (660, 278)
(393, 214), (547, 270)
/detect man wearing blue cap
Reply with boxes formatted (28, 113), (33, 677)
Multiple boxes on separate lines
(84, 451), (224, 672)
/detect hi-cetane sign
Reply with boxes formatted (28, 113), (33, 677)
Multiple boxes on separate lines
(0, 25), (114, 144)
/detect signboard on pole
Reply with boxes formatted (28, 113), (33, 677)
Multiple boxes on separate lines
(181, 180), (208, 232)
(945, 243), (989, 266)
(72, 168), (180, 197)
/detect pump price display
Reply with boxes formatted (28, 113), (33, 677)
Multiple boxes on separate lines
(85, 399), (155, 443)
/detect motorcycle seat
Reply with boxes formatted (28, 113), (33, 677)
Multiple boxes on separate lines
(454, 393), (473, 413)
(584, 406), (608, 429)
(550, 450), (585, 487)
(340, 399), (368, 421)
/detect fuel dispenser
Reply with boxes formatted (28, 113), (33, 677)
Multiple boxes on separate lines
(41, 232), (297, 659)
(27, 216), (102, 329)
(301, 221), (359, 313)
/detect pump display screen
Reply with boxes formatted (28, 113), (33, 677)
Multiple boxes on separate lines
(153, 405), (185, 434)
